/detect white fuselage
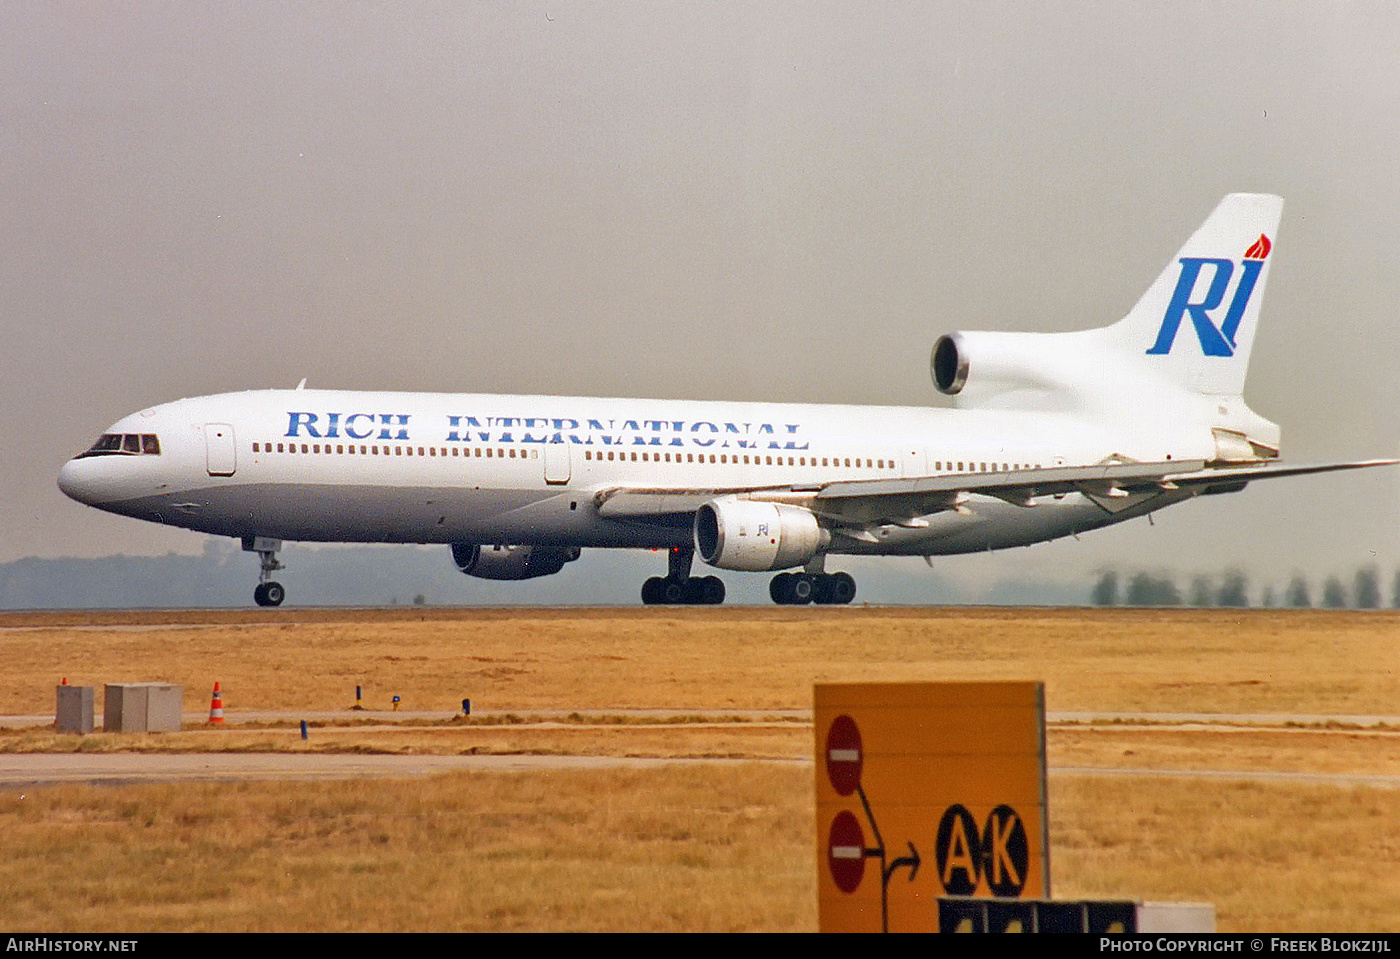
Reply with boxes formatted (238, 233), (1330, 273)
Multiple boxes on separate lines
(57, 387), (1202, 557)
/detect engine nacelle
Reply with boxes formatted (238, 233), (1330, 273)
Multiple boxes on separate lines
(450, 543), (581, 581)
(693, 497), (827, 572)
(930, 329), (1116, 413)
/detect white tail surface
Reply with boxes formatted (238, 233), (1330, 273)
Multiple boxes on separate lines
(1107, 193), (1283, 397)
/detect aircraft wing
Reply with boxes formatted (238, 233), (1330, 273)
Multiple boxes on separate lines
(593, 458), (1398, 528)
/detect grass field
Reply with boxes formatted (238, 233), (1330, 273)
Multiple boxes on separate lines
(1, 606), (1397, 932)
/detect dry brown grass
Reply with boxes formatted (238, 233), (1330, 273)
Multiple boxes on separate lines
(0, 765), (812, 932)
(2, 606), (1398, 932)
(1051, 777), (1400, 933)
(4, 606), (1398, 716)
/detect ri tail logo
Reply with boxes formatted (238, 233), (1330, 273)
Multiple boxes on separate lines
(1146, 234), (1271, 357)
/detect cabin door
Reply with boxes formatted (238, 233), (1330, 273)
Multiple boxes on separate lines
(205, 423), (237, 476)
(543, 441), (571, 485)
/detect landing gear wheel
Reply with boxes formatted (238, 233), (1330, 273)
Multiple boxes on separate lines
(254, 581), (285, 607)
(662, 578), (689, 604)
(641, 574), (726, 605)
(641, 577), (665, 605)
(698, 576), (726, 605)
(789, 574), (815, 605)
(770, 573), (793, 604)
(771, 571), (855, 605)
(827, 571), (856, 605)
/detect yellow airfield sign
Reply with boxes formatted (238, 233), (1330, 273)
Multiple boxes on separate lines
(815, 681), (1049, 933)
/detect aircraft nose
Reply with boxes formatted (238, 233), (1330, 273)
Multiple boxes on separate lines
(57, 457), (103, 505)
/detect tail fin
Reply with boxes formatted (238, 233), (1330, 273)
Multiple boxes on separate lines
(1109, 193), (1283, 396)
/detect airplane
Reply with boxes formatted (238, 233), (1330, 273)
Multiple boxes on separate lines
(57, 194), (1394, 607)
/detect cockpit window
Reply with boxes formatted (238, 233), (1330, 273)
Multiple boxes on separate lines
(76, 433), (161, 458)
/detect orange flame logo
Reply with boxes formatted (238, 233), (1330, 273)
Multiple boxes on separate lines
(1244, 234), (1272, 260)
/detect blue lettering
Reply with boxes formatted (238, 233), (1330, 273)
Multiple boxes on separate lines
(1220, 258), (1263, 348)
(1147, 258), (1237, 356)
(285, 412), (321, 438)
(782, 424), (808, 450)
(345, 413), (375, 440)
(691, 421), (718, 447)
(377, 413), (410, 441)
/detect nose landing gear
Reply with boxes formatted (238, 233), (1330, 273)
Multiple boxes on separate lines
(243, 536), (286, 607)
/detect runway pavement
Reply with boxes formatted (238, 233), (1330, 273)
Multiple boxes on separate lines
(3, 708), (1398, 789)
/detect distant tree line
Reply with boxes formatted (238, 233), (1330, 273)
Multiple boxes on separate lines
(1091, 566), (1400, 609)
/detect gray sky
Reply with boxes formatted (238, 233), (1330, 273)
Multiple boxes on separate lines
(5, 2), (1399, 596)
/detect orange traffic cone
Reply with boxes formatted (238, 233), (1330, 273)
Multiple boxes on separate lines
(208, 682), (225, 725)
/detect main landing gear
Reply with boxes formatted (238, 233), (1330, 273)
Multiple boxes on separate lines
(243, 536), (286, 608)
(769, 570), (857, 605)
(641, 545), (726, 605)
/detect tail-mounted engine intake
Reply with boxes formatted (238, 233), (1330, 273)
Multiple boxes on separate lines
(693, 497), (827, 571)
(930, 328), (1108, 412)
(451, 543), (581, 580)
(930, 332), (971, 395)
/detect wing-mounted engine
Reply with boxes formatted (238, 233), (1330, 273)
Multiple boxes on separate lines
(451, 543), (581, 580)
(693, 496), (828, 571)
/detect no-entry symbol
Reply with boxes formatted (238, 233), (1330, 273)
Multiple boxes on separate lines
(825, 713), (862, 796)
(827, 809), (867, 893)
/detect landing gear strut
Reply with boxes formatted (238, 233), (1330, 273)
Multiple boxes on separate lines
(641, 545), (725, 605)
(244, 536), (286, 607)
